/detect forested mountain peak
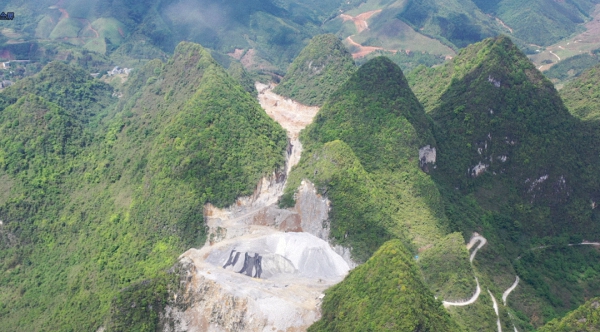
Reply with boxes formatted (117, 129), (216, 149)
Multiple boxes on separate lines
(273, 34), (356, 106)
(0, 40), (288, 330)
(309, 239), (462, 331)
(409, 36), (600, 237)
(303, 56), (436, 172)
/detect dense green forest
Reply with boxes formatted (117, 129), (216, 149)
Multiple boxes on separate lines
(274, 34), (356, 106)
(283, 56), (450, 262)
(406, 37), (600, 326)
(1, 0), (600, 325)
(309, 240), (463, 332)
(0, 42), (287, 331)
(539, 297), (600, 331)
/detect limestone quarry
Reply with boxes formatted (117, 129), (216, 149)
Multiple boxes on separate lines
(160, 84), (354, 331)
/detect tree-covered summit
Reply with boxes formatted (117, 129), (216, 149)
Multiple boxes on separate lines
(273, 34), (356, 106)
(309, 239), (463, 332)
(0, 41), (287, 331)
(303, 56), (436, 172)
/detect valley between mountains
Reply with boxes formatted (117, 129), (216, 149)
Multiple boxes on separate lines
(3, 21), (600, 330)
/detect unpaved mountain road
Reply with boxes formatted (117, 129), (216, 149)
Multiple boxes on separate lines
(442, 277), (481, 307)
(488, 289), (503, 332)
(502, 276), (519, 306)
(442, 233), (486, 307)
(442, 233), (517, 332)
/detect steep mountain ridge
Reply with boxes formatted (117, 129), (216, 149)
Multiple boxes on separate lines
(0, 41), (288, 331)
(284, 56), (450, 261)
(408, 35), (600, 328)
(309, 240), (463, 331)
(273, 34), (356, 106)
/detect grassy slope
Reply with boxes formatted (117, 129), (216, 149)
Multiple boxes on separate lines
(273, 34), (356, 106)
(397, 0), (502, 49)
(0, 42), (287, 331)
(539, 297), (600, 331)
(309, 239), (463, 332)
(560, 63), (600, 121)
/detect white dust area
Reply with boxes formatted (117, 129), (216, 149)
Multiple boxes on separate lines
(256, 82), (319, 140)
(166, 84), (356, 332)
(257, 82), (319, 174)
(488, 289), (502, 332)
(502, 276), (519, 306)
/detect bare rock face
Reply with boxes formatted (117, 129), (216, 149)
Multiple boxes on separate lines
(419, 145), (436, 172)
(161, 84), (356, 332)
(161, 231), (349, 332)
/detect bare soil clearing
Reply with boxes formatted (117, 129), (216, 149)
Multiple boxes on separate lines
(165, 85), (357, 331)
(340, 9), (382, 34)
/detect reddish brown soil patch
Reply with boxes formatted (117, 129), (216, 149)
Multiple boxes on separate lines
(78, 18), (99, 38)
(0, 50), (13, 60)
(340, 9), (381, 33)
(346, 36), (394, 59)
(58, 8), (69, 20)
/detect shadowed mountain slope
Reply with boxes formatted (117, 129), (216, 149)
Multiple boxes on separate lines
(274, 34), (356, 106)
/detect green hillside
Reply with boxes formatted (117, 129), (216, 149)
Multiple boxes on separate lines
(273, 34), (356, 106)
(284, 56), (451, 261)
(408, 35), (600, 326)
(539, 297), (600, 331)
(560, 63), (600, 121)
(473, 0), (600, 46)
(0, 42), (286, 331)
(309, 239), (463, 332)
(397, 0), (502, 49)
(418, 232), (476, 301)
(227, 61), (257, 97)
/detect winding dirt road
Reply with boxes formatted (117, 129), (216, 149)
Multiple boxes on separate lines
(442, 233), (486, 307)
(467, 234), (487, 263)
(502, 276), (519, 306)
(443, 277), (481, 307)
(488, 289), (503, 332)
(340, 9), (381, 33)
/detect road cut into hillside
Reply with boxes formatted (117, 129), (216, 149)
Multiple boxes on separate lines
(488, 289), (503, 332)
(502, 276), (519, 306)
(442, 233), (486, 307)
